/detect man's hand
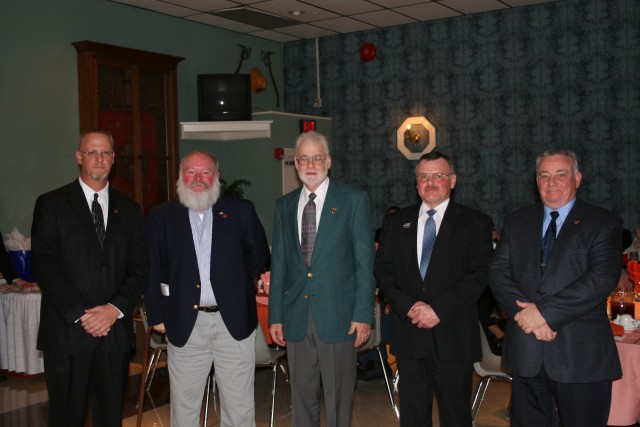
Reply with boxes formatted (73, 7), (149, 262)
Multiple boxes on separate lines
(269, 324), (286, 347)
(81, 304), (119, 337)
(514, 300), (547, 334)
(532, 323), (557, 342)
(349, 322), (372, 347)
(152, 323), (166, 334)
(408, 301), (440, 329)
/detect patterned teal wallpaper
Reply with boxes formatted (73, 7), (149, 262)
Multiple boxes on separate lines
(282, 0), (639, 233)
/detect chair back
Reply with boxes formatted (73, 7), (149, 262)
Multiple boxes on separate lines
(474, 323), (506, 377)
(139, 303), (166, 351)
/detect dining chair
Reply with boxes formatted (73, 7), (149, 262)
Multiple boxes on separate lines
(136, 303), (168, 427)
(357, 299), (399, 419)
(202, 326), (288, 427)
(471, 322), (512, 422)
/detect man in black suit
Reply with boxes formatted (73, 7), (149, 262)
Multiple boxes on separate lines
(375, 152), (493, 427)
(144, 150), (270, 426)
(489, 150), (621, 427)
(31, 130), (148, 427)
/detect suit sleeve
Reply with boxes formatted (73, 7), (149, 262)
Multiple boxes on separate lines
(31, 194), (90, 324)
(349, 190), (376, 324)
(268, 201), (286, 325)
(537, 214), (622, 330)
(375, 213), (418, 319)
(107, 201), (148, 320)
(144, 208), (165, 327)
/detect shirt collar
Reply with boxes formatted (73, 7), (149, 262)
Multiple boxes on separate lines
(302, 177), (330, 202)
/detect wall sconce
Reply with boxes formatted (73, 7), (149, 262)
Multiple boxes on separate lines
(396, 116), (436, 160)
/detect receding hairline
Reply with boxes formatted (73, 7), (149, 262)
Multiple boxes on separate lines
(180, 150), (219, 171)
(415, 151), (455, 174)
(78, 129), (114, 151)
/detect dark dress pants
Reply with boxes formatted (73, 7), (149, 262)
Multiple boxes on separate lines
(397, 332), (473, 427)
(511, 364), (612, 427)
(44, 349), (130, 427)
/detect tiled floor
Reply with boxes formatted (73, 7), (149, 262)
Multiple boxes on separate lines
(0, 361), (511, 427)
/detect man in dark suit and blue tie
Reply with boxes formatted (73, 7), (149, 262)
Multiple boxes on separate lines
(144, 150), (270, 426)
(375, 151), (493, 427)
(490, 150), (622, 427)
(31, 130), (149, 427)
(269, 131), (376, 427)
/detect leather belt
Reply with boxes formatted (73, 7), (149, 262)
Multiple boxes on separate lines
(198, 305), (219, 312)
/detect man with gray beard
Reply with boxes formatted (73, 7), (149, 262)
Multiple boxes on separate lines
(144, 150), (270, 427)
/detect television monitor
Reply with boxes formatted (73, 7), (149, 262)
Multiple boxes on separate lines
(197, 74), (252, 121)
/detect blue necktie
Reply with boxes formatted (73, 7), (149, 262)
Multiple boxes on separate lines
(541, 211), (559, 272)
(419, 209), (437, 279)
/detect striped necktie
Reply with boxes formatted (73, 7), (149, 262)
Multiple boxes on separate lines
(301, 193), (316, 266)
(92, 193), (106, 248)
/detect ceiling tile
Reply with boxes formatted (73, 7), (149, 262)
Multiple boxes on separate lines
(247, 29), (301, 42)
(353, 9), (418, 28)
(439, 0), (509, 14)
(394, 2), (462, 21)
(250, 0), (340, 23)
(312, 17), (376, 33)
(185, 12), (263, 32)
(110, 0), (200, 17)
(303, 0), (383, 15)
(275, 23), (338, 39)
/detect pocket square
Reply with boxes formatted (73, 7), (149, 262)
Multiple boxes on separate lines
(160, 283), (170, 296)
(402, 222), (412, 229)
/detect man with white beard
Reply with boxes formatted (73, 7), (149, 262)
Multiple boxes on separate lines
(144, 150), (270, 427)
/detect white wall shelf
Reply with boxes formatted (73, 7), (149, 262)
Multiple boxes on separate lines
(180, 120), (273, 141)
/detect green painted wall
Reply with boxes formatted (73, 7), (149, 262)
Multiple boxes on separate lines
(0, 0), (283, 236)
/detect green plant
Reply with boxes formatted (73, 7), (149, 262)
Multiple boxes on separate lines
(220, 178), (251, 199)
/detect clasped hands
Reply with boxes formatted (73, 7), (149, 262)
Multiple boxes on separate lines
(80, 304), (119, 337)
(408, 301), (440, 329)
(514, 300), (557, 342)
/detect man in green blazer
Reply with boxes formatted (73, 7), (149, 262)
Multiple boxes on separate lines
(269, 131), (376, 427)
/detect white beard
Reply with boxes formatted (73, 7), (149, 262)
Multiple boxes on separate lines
(299, 169), (328, 189)
(176, 176), (221, 212)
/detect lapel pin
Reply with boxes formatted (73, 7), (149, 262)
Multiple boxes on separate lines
(113, 209), (118, 214)
(403, 222), (412, 229)
(219, 211), (228, 219)
(331, 208), (337, 214)
(574, 220), (580, 224)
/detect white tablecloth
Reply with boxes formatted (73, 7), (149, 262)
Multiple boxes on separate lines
(609, 328), (640, 426)
(0, 284), (44, 374)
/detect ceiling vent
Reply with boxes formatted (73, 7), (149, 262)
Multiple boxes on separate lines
(209, 8), (299, 30)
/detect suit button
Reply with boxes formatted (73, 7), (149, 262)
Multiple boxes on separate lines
(304, 294), (309, 299)
(196, 284), (201, 288)
(307, 272), (313, 278)
(194, 305), (199, 310)
(538, 289), (544, 295)
(421, 287), (426, 292)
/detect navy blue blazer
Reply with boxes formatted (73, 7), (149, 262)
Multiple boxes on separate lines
(490, 199), (622, 382)
(144, 196), (270, 347)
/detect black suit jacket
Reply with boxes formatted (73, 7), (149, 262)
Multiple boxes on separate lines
(489, 199), (622, 382)
(375, 201), (493, 361)
(144, 196), (270, 347)
(32, 180), (149, 353)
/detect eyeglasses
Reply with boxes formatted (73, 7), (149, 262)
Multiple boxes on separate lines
(537, 171), (570, 182)
(296, 155), (326, 166)
(79, 150), (114, 158)
(416, 173), (453, 182)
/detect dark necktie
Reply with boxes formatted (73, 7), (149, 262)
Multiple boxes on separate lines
(92, 193), (106, 248)
(541, 211), (559, 272)
(301, 193), (317, 267)
(419, 209), (437, 279)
